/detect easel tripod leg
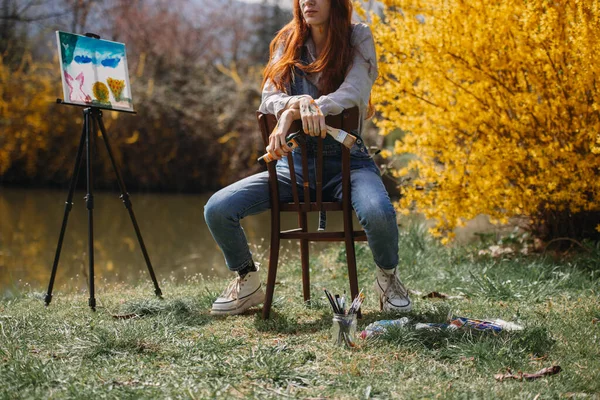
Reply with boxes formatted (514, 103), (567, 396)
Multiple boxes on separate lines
(95, 111), (163, 298)
(85, 109), (97, 311)
(45, 119), (87, 306)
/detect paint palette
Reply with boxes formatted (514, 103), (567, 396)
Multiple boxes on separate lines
(56, 31), (133, 112)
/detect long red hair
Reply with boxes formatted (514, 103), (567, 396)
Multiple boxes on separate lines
(262, 0), (354, 96)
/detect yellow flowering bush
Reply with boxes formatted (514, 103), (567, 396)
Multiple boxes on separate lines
(0, 55), (57, 176)
(371, 0), (600, 241)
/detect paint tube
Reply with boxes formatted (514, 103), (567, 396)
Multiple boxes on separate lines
(415, 318), (523, 332)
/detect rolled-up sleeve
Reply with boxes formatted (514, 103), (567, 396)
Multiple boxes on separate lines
(258, 47), (308, 118)
(314, 24), (378, 116)
(259, 79), (307, 118)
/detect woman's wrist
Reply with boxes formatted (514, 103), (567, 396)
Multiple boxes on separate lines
(287, 95), (311, 110)
(281, 108), (301, 121)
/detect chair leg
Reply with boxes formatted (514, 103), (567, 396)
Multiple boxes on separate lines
(343, 203), (361, 317)
(298, 210), (310, 303)
(344, 237), (361, 317)
(300, 239), (310, 302)
(263, 234), (280, 319)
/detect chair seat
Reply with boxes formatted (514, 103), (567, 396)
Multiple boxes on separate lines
(280, 228), (368, 241)
(280, 201), (344, 212)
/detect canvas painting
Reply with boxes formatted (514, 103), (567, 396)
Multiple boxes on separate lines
(56, 31), (133, 112)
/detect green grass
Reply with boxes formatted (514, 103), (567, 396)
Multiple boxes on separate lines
(1, 227), (599, 399)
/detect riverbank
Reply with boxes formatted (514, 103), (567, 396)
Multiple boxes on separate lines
(1, 227), (599, 399)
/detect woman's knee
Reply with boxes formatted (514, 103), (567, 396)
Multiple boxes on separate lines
(204, 191), (235, 227)
(355, 196), (397, 230)
(204, 172), (272, 228)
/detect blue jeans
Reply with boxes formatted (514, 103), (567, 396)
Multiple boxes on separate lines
(204, 138), (399, 272)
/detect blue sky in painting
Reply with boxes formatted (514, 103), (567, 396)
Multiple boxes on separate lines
(73, 35), (125, 68)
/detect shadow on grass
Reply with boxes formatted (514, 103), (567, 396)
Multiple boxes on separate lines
(253, 296), (452, 335)
(116, 296), (212, 327)
(253, 308), (331, 334)
(352, 301), (554, 369)
(358, 301), (453, 327)
(379, 322), (554, 370)
(85, 326), (162, 359)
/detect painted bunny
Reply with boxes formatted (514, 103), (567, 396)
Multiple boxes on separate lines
(64, 71), (92, 103)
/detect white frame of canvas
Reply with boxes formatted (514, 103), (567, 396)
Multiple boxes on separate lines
(56, 31), (134, 112)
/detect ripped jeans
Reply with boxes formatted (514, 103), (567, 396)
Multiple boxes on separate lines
(204, 137), (399, 272)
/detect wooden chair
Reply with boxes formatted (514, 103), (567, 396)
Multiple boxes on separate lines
(256, 107), (367, 319)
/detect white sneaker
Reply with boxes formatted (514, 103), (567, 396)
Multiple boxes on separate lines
(211, 267), (264, 315)
(374, 267), (412, 313)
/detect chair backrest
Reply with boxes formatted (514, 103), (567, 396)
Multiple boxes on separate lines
(256, 107), (360, 214)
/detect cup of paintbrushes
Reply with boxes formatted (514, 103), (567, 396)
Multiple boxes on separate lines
(331, 313), (357, 348)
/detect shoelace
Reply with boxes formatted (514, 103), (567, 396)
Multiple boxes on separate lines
(220, 277), (241, 298)
(384, 272), (408, 300)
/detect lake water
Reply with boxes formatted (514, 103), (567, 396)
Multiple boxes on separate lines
(0, 188), (360, 298)
(0, 188), (496, 299)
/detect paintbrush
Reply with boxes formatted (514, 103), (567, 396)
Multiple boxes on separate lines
(323, 288), (341, 314)
(259, 127), (358, 166)
(348, 290), (365, 315)
(335, 294), (342, 314)
(326, 126), (357, 149)
(257, 131), (304, 165)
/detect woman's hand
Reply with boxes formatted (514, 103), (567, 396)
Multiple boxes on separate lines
(266, 109), (298, 161)
(286, 95), (311, 111)
(299, 97), (326, 138)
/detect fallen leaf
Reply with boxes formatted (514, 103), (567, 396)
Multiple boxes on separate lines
(530, 355), (548, 362)
(424, 291), (449, 298)
(409, 289), (465, 300)
(422, 291), (466, 300)
(495, 365), (561, 382)
(112, 313), (139, 320)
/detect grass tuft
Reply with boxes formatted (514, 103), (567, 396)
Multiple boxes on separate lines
(85, 325), (160, 359)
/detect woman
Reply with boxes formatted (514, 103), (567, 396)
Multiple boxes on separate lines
(205, 0), (411, 315)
